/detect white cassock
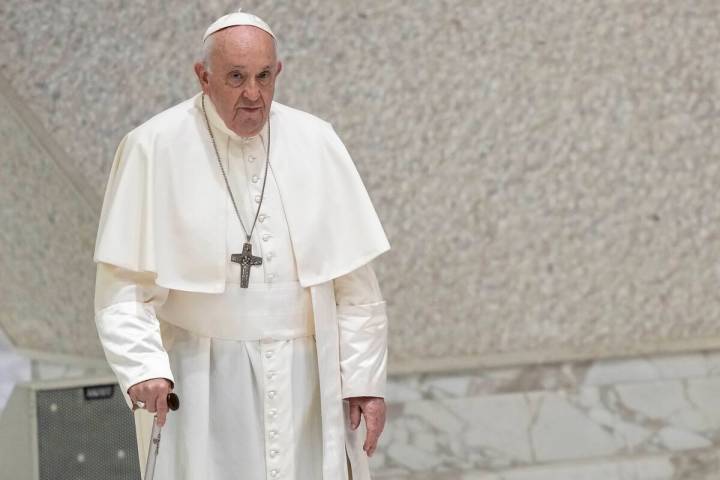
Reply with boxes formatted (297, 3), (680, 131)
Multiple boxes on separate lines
(93, 94), (390, 480)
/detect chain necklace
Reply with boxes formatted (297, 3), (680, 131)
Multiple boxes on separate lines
(201, 93), (271, 287)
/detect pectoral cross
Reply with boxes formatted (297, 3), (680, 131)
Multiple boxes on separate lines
(231, 242), (263, 288)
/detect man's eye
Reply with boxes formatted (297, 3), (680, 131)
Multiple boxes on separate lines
(258, 71), (270, 79)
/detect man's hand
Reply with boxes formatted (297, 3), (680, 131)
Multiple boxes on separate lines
(347, 396), (386, 457)
(128, 378), (173, 427)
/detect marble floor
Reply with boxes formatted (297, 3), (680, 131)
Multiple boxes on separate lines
(372, 351), (720, 479)
(3, 333), (720, 479)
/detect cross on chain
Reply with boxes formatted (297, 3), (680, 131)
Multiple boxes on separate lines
(230, 242), (263, 288)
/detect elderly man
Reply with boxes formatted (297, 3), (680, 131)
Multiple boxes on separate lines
(93, 10), (390, 480)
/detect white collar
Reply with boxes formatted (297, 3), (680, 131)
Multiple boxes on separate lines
(196, 93), (269, 147)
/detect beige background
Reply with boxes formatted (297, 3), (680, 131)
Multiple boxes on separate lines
(2, 1), (720, 372)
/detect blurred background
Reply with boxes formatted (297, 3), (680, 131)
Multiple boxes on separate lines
(2, 1), (720, 479)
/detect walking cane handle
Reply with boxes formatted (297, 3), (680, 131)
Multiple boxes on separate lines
(167, 392), (180, 411)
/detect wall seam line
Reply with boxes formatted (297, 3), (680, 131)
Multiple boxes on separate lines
(0, 71), (101, 214)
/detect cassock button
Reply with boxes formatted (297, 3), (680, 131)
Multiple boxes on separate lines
(252, 175), (260, 183)
(267, 390), (276, 399)
(255, 195), (261, 203)
(268, 409), (278, 417)
(265, 351), (274, 359)
(270, 449), (279, 458)
(270, 469), (279, 477)
(269, 430), (278, 438)
(263, 234), (272, 242)
(248, 155), (256, 162)
(258, 214), (267, 222)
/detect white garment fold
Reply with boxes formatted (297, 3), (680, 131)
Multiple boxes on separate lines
(95, 262), (386, 407)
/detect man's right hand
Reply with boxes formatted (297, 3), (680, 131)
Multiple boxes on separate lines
(128, 378), (173, 427)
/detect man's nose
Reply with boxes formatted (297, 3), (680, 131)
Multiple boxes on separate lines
(243, 79), (261, 101)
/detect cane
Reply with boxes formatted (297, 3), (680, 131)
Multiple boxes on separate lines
(134, 393), (180, 480)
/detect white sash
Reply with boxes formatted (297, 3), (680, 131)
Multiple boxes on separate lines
(158, 281), (314, 341)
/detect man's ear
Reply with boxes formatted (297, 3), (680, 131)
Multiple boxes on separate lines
(194, 62), (210, 93)
(275, 61), (283, 77)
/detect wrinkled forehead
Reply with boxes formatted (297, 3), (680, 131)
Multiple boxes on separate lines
(208, 26), (279, 65)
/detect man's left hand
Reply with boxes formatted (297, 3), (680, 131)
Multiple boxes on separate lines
(347, 396), (386, 457)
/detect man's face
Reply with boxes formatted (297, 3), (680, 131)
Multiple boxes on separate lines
(194, 26), (282, 137)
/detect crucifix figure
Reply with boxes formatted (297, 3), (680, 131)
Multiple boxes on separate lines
(231, 242), (263, 288)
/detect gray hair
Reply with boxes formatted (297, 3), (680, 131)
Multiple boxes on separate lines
(201, 34), (215, 72)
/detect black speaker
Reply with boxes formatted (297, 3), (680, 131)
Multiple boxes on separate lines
(0, 377), (140, 480)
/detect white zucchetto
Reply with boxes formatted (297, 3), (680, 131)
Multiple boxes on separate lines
(203, 8), (275, 42)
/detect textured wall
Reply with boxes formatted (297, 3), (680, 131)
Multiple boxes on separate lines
(0, 83), (101, 357)
(2, 1), (720, 370)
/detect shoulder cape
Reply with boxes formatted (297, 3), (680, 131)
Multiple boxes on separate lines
(94, 94), (390, 292)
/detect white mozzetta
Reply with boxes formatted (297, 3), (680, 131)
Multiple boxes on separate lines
(94, 93), (389, 291)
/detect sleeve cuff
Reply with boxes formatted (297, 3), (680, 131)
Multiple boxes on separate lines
(338, 302), (388, 400)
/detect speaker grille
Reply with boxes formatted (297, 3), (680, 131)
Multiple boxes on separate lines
(36, 384), (140, 480)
